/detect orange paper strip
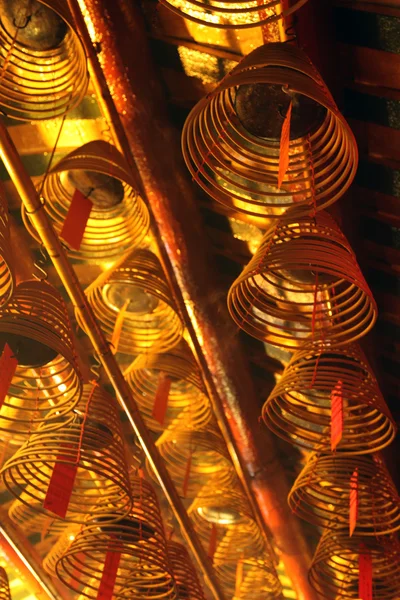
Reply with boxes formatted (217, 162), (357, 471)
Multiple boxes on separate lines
(350, 468), (358, 537)
(0, 343), (18, 409)
(182, 452), (192, 498)
(278, 101), (292, 189)
(331, 380), (343, 451)
(97, 541), (121, 600)
(43, 445), (78, 518)
(111, 299), (130, 354)
(208, 523), (217, 561)
(152, 371), (171, 426)
(358, 547), (373, 600)
(60, 189), (93, 251)
(235, 558), (244, 597)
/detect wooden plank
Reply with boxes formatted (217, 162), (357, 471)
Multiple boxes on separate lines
(338, 43), (400, 89)
(334, 0), (400, 16)
(351, 185), (400, 220)
(349, 118), (400, 162)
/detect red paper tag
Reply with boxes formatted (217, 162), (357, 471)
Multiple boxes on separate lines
(111, 299), (130, 354)
(358, 548), (373, 600)
(208, 524), (217, 561)
(97, 541), (121, 600)
(350, 468), (358, 537)
(331, 380), (343, 451)
(0, 343), (18, 409)
(182, 452), (192, 498)
(152, 372), (171, 426)
(43, 445), (78, 518)
(60, 189), (93, 251)
(278, 101), (292, 189)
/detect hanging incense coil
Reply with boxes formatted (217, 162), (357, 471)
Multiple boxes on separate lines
(22, 141), (149, 261)
(154, 417), (234, 497)
(262, 343), (396, 454)
(309, 527), (400, 599)
(159, 0), (308, 29)
(228, 211), (377, 349)
(0, 0), (87, 121)
(0, 567), (11, 600)
(217, 556), (282, 599)
(81, 248), (183, 355)
(1, 384), (132, 523)
(168, 541), (206, 600)
(125, 342), (212, 432)
(213, 524), (265, 566)
(189, 478), (263, 560)
(0, 185), (14, 308)
(289, 453), (400, 535)
(9, 495), (71, 537)
(43, 526), (81, 578)
(190, 479), (253, 528)
(56, 476), (177, 599)
(182, 43), (357, 220)
(0, 279), (82, 433)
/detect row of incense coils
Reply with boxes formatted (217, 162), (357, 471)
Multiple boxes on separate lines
(0, 210), (283, 597)
(0, 1), (397, 597)
(180, 37), (400, 600)
(0, 270), (208, 598)
(0, 1), (282, 594)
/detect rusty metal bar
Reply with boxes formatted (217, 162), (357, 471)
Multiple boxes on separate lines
(74, 2), (319, 599)
(0, 120), (225, 600)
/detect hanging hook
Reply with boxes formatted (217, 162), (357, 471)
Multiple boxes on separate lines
(13, 14), (32, 29)
(283, 14), (299, 44)
(89, 353), (102, 383)
(33, 244), (48, 281)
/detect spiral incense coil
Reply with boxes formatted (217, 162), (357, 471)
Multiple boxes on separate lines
(56, 477), (177, 599)
(125, 342), (212, 432)
(213, 524), (265, 565)
(217, 556), (282, 599)
(0, 567), (11, 600)
(159, 0), (308, 29)
(1, 384), (132, 523)
(168, 541), (206, 600)
(43, 526), (81, 578)
(262, 343), (396, 454)
(81, 248), (183, 355)
(0, 0), (88, 121)
(182, 43), (357, 220)
(0, 185), (14, 308)
(22, 141), (149, 261)
(289, 453), (400, 535)
(154, 418), (234, 497)
(309, 528), (400, 599)
(228, 211), (377, 349)
(0, 279), (82, 434)
(9, 495), (71, 537)
(189, 478), (261, 556)
(190, 479), (254, 528)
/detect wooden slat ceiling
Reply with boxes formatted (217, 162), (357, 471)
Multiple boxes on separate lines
(0, 0), (399, 598)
